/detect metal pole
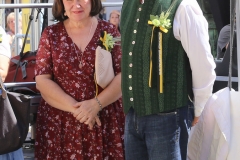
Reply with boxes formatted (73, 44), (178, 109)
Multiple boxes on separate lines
(228, 0), (235, 89)
(0, 2), (123, 9)
(0, 0), (5, 27)
(4, 82), (36, 88)
(236, 0), (240, 87)
(30, 0), (35, 51)
(14, 0), (20, 57)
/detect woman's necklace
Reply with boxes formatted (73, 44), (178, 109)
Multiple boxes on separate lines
(71, 19), (94, 69)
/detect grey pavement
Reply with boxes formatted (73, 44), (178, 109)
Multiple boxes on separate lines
(23, 126), (35, 160)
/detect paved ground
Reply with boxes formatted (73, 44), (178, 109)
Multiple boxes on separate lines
(23, 126), (35, 160)
(23, 146), (34, 160)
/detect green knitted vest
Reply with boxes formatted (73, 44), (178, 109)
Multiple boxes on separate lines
(121, 0), (192, 116)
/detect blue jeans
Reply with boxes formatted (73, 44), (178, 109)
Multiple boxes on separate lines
(0, 148), (24, 160)
(124, 103), (194, 160)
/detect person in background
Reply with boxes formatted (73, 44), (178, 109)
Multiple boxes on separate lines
(120, 0), (216, 159)
(216, 24), (230, 59)
(0, 26), (24, 160)
(98, 7), (106, 20)
(6, 12), (22, 57)
(34, 0), (125, 159)
(109, 10), (120, 32)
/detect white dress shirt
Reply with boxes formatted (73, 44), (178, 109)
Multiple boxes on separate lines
(173, 0), (216, 117)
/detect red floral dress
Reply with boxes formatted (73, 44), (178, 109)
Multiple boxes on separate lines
(34, 20), (125, 160)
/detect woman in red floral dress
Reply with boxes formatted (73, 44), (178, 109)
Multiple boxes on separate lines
(34, 0), (124, 159)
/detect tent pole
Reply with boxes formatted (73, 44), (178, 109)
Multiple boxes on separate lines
(236, 0), (240, 88)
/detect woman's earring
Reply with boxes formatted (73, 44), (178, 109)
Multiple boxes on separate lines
(64, 11), (67, 17)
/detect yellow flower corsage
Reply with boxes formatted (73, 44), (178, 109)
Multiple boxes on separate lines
(98, 31), (121, 52)
(148, 0), (178, 93)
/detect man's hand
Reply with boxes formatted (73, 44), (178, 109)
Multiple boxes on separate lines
(192, 116), (199, 126)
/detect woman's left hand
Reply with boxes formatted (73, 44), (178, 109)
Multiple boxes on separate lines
(73, 98), (101, 126)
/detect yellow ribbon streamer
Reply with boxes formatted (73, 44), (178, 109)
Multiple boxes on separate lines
(148, 21), (167, 93)
(148, 26), (154, 87)
(159, 32), (163, 93)
(94, 73), (99, 96)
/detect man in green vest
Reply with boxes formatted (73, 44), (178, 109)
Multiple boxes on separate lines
(120, 0), (216, 159)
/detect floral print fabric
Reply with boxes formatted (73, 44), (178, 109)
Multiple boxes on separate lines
(34, 20), (124, 160)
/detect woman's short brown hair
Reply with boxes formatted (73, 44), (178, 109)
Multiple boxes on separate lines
(52, 0), (102, 21)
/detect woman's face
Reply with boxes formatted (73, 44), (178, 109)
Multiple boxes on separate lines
(8, 17), (15, 32)
(63, 0), (92, 22)
(109, 13), (120, 27)
(7, 16), (22, 33)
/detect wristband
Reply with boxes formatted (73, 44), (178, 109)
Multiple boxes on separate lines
(94, 96), (102, 111)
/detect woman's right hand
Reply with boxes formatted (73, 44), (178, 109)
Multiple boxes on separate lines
(87, 116), (101, 130)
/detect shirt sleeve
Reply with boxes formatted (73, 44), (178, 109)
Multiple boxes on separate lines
(0, 26), (11, 58)
(218, 25), (230, 52)
(173, 0), (216, 117)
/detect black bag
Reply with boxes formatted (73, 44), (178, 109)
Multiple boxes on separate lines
(0, 78), (31, 155)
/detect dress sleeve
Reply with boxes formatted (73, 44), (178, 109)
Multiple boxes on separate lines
(109, 26), (122, 75)
(35, 27), (53, 77)
(173, 0), (216, 117)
